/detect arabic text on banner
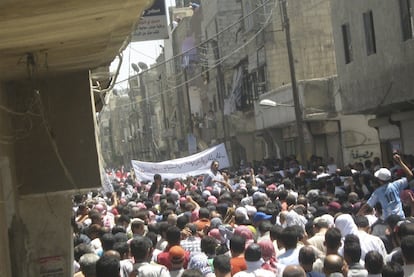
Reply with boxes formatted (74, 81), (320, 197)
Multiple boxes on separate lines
(131, 143), (230, 181)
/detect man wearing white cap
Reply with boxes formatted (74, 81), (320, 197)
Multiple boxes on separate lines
(358, 154), (413, 220)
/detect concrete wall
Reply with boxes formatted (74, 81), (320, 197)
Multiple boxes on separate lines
(6, 72), (101, 194)
(0, 70), (101, 276)
(340, 114), (381, 165)
(10, 193), (73, 277)
(267, 0), (337, 89)
(331, 0), (414, 114)
(0, 84), (14, 277)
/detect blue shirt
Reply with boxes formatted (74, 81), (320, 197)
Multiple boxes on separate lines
(367, 177), (408, 219)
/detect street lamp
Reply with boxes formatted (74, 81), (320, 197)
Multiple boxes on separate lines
(260, 99), (325, 113)
(259, 99), (294, 107)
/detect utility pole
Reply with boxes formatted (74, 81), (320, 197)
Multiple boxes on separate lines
(183, 67), (193, 134)
(280, 0), (307, 166)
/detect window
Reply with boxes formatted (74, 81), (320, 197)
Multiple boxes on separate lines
(399, 0), (414, 40)
(341, 23), (353, 64)
(363, 11), (377, 55)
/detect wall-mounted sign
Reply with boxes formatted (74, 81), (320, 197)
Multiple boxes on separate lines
(132, 0), (169, 42)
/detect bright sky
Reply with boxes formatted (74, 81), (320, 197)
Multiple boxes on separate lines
(111, 40), (164, 89)
(111, 0), (176, 89)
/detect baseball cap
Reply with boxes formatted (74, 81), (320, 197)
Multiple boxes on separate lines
(169, 246), (185, 263)
(328, 201), (341, 212)
(253, 212), (272, 223)
(374, 168), (391, 181)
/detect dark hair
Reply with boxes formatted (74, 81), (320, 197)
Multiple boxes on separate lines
(401, 235), (414, 263)
(201, 236), (217, 256)
(382, 262), (404, 277)
(198, 208), (210, 219)
(325, 228), (342, 249)
(130, 237), (153, 260)
(210, 160), (219, 169)
(343, 235), (361, 263)
(145, 232), (158, 249)
(113, 241), (129, 258)
(270, 225), (284, 241)
(354, 215), (369, 228)
(258, 220), (273, 234)
(96, 255), (120, 277)
(113, 232), (128, 243)
(364, 251), (383, 274)
(245, 243), (262, 262)
(100, 233), (115, 251)
(299, 246), (316, 265)
(117, 215), (130, 225)
(177, 215), (189, 230)
(166, 226), (182, 245)
(286, 194), (296, 206)
(281, 226), (299, 249)
(230, 235), (246, 254)
(112, 226), (127, 235)
(213, 255), (231, 274)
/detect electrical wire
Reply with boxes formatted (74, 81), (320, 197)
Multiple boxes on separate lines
(113, 0), (277, 86)
(35, 89), (79, 191)
(111, 0), (276, 109)
(0, 103), (40, 117)
(109, 0), (327, 111)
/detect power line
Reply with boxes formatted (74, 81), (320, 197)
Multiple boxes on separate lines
(113, 0), (277, 86)
(111, 1), (276, 109)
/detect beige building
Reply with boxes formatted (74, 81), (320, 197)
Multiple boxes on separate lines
(0, 1), (152, 276)
(194, 0), (380, 167)
(331, 0), (414, 164)
(197, 0), (341, 166)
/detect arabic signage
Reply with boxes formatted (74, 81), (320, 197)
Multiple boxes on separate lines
(39, 256), (64, 277)
(131, 143), (230, 181)
(132, 0), (169, 42)
(344, 144), (380, 164)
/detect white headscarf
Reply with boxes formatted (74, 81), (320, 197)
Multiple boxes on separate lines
(335, 214), (358, 237)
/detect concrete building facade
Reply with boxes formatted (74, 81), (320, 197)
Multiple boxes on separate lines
(331, 0), (414, 165)
(0, 0), (152, 275)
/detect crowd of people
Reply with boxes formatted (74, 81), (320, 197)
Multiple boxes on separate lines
(72, 153), (414, 277)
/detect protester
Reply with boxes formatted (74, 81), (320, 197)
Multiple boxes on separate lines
(72, 152), (414, 277)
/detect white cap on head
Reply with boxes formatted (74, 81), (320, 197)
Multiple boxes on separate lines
(374, 168), (391, 181)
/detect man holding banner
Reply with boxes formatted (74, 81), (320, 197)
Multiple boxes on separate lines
(131, 143), (230, 182)
(203, 160), (225, 192)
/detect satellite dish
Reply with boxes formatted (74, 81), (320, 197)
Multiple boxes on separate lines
(131, 63), (140, 73)
(138, 62), (149, 71)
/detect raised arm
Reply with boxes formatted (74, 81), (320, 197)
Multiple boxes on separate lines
(394, 154), (413, 181)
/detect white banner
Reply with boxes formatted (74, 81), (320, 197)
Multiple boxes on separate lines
(131, 143), (230, 181)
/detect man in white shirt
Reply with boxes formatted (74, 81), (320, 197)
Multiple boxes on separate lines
(130, 237), (170, 277)
(277, 226), (303, 266)
(354, 216), (387, 261)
